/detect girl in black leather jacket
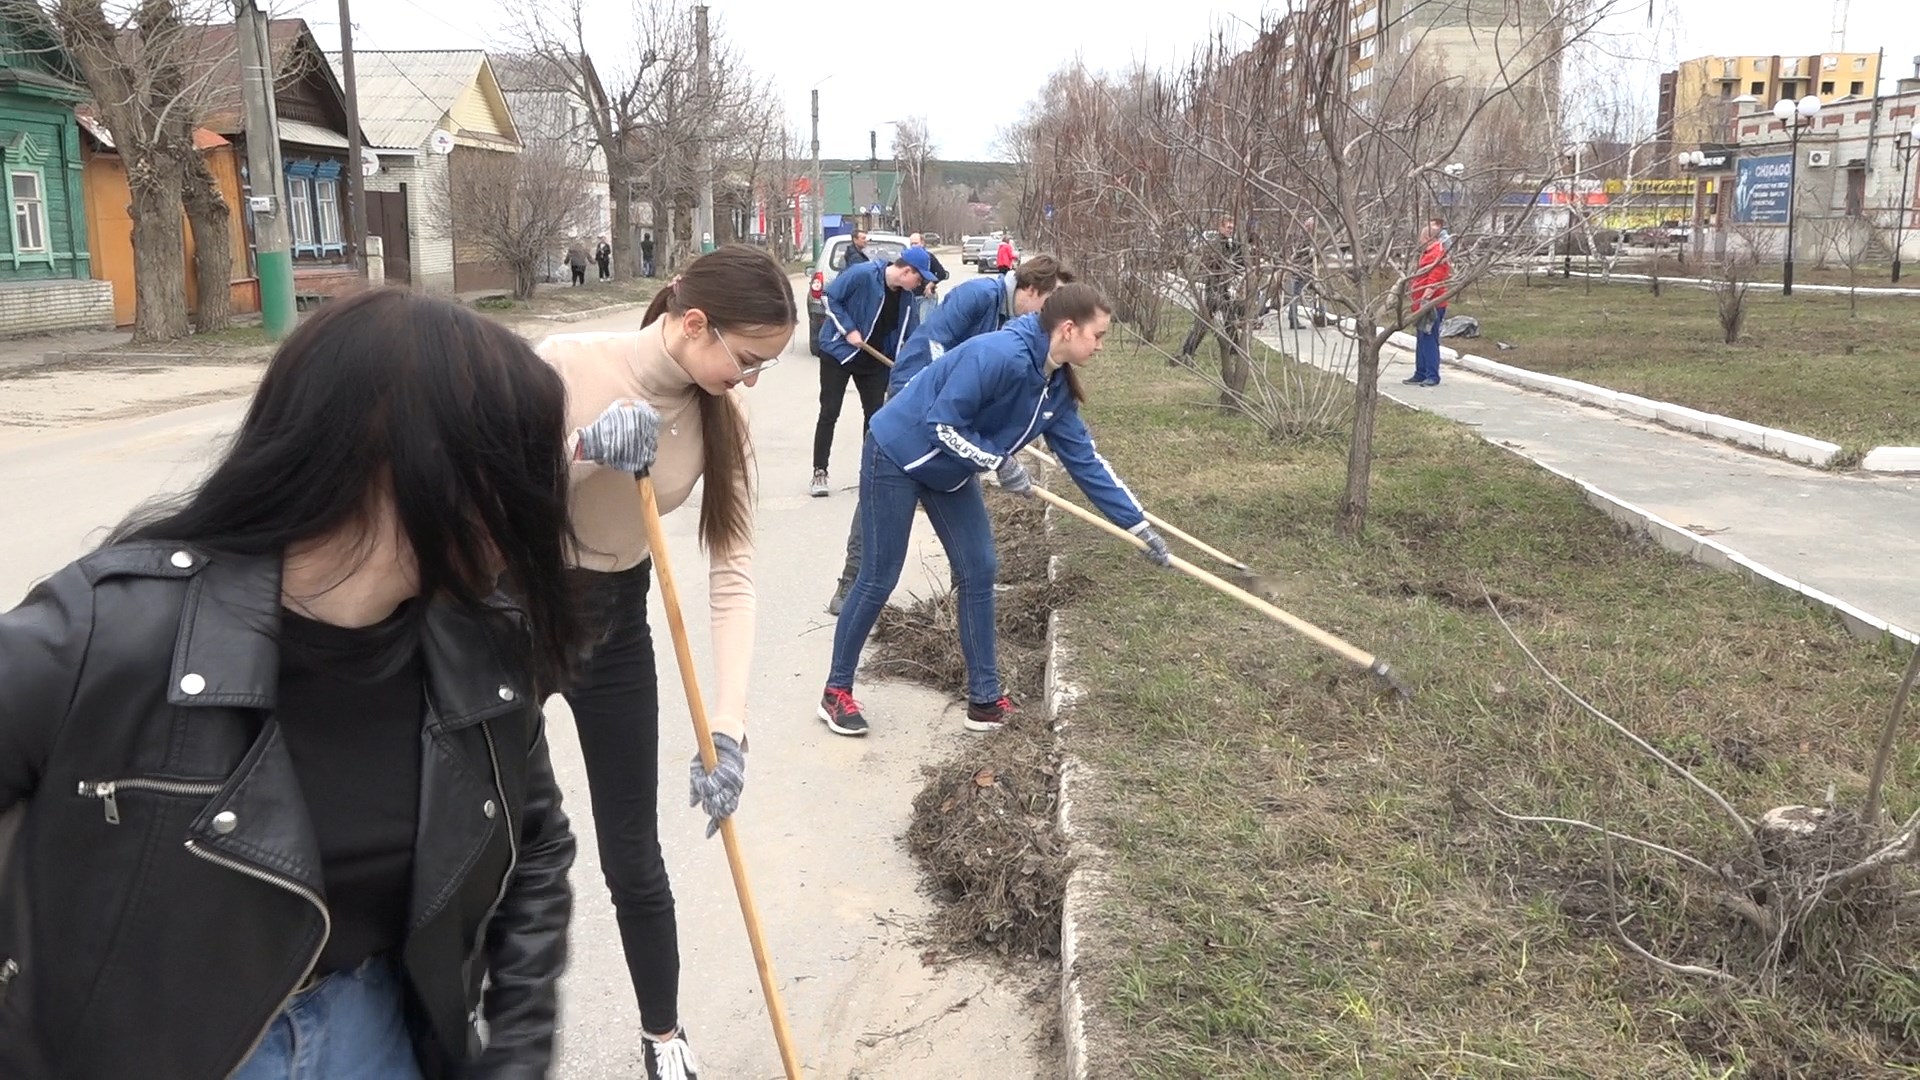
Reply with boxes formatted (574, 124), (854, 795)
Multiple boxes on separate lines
(0, 290), (648, 1078)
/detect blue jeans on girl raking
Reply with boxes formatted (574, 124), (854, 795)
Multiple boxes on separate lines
(829, 436), (1001, 704)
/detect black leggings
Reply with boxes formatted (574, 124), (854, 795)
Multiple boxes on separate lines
(814, 358), (889, 472)
(561, 563), (678, 1035)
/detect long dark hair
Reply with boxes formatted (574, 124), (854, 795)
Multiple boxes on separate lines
(110, 289), (581, 687)
(641, 244), (796, 552)
(1040, 282), (1113, 404)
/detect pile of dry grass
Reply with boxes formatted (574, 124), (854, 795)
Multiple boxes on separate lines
(865, 495), (1077, 958)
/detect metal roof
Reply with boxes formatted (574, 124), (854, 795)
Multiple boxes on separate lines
(327, 50), (483, 151)
(279, 118), (349, 149)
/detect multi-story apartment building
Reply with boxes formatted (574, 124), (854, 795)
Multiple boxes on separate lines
(1658, 52), (1883, 163)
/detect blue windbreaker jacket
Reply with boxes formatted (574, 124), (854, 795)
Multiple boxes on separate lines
(817, 261), (924, 366)
(887, 274), (1015, 393)
(868, 314), (1148, 531)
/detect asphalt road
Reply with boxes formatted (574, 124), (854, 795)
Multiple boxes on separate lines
(0, 256), (1054, 1078)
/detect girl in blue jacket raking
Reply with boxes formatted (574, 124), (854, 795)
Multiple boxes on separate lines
(816, 283), (1171, 737)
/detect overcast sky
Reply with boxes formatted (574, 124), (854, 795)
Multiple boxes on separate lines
(287, 0), (1916, 162)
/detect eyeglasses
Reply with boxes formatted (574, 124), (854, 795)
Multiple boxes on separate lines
(712, 328), (781, 378)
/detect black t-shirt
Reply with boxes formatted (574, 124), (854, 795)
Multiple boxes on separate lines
(277, 603), (424, 975)
(868, 285), (908, 360)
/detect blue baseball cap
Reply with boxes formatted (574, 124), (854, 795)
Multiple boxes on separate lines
(896, 246), (937, 282)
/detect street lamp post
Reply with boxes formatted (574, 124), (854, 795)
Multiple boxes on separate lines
(1677, 150), (1709, 265)
(1772, 94), (1821, 296)
(1893, 119), (1920, 283)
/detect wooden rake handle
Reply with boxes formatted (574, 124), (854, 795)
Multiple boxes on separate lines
(1027, 484), (1379, 671)
(1020, 446), (1250, 571)
(635, 476), (805, 1079)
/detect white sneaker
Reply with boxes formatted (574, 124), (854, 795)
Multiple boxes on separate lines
(810, 469), (830, 497)
(643, 1028), (700, 1080)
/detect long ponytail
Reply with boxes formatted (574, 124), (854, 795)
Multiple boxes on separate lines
(639, 246), (795, 551)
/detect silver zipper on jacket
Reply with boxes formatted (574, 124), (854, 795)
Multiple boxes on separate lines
(183, 840), (331, 1078)
(466, 721), (520, 1005)
(78, 778), (222, 825)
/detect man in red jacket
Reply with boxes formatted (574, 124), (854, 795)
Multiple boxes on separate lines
(1406, 223), (1451, 386)
(995, 235), (1015, 274)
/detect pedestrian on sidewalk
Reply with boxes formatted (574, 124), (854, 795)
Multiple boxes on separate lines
(568, 239), (591, 286)
(908, 232), (950, 318)
(809, 246), (936, 497)
(597, 236), (613, 281)
(1285, 219), (1325, 330)
(0, 289), (581, 1079)
(1177, 219), (1243, 363)
(641, 232), (657, 277)
(994, 235), (1015, 274)
(823, 254), (1074, 615)
(816, 284), (1170, 738)
(534, 245), (794, 1080)
(1407, 223), (1451, 387)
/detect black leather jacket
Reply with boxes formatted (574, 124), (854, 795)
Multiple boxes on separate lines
(0, 542), (575, 1079)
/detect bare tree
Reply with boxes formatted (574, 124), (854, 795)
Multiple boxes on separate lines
(1708, 221), (1769, 343)
(1008, 0), (1630, 534)
(436, 142), (595, 300)
(890, 115), (934, 228)
(24, 0), (236, 341)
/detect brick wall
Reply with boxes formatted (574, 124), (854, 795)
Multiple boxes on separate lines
(0, 279), (115, 337)
(366, 153), (455, 292)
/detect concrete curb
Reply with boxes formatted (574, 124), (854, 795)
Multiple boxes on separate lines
(1332, 315), (1846, 467)
(1486, 442), (1918, 648)
(1275, 321), (1917, 648)
(1545, 268), (1920, 299)
(523, 300), (652, 324)
(1045, 522), (1098, 1079)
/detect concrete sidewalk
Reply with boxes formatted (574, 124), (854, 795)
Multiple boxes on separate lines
(1258, 321), (1920, 640)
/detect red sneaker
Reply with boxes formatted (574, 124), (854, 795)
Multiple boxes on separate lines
(818, 687), (868, 737)
(964, 696), (1016, 732)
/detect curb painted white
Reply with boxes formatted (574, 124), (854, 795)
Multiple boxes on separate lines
(1862, 446), (1920, 474)
(1044, 545), (1098, 1080)
(1546, 269), (1920, 299)
(1290, 320), (1917, 649)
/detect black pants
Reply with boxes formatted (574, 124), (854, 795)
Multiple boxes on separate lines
(571, 265), (587, 286)
(597, 257), (611, 280)
(561, 563), (678, 1036)
(814, 358), (888, 472)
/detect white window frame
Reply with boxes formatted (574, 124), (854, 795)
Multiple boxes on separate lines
(10, 169), (48, 254)
(1359, 37), (1377, 59)
(314, 178), (343, 245)
(287, 176), (314, 247)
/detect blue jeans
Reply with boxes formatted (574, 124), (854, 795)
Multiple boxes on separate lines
(231, 955), (421, 1079)
(1414, 304), (1446, 382)
(828, 438), (1000, 703)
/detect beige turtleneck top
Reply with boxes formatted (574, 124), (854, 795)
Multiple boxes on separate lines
(535, 321), (755, 739)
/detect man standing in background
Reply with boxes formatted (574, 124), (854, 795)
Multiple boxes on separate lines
(844, 230), (872, 265)
(640, 232), (656, 277)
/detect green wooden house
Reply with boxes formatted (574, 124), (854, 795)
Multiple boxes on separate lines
(0, 14), (112, 335)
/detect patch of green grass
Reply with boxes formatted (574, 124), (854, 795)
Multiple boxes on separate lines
(1060, 328), (1918, 1077)
(517, 278), (657, 316)
(1452, 277), (1920, 449)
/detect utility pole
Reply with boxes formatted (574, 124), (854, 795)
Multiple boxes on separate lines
(810, 87), (821, 264)
(236, 0), (295, 337)
(868, 129), (876, 230)
(337, 0), (368, 273)
(694, 4), (714, 253)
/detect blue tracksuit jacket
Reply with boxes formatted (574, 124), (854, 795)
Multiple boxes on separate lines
(817, 261), (923, 366)
(887, 274), (1015, 394)
(868, 313), (1147, 531)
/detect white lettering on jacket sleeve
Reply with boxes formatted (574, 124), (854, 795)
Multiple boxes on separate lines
(934, 424), (1004, 470)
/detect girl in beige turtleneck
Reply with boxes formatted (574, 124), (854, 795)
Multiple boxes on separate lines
(535, 245), (795, 1080)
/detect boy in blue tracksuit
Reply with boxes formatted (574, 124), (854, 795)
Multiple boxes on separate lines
(822, 255), (1075, 615)
(811, 246), (937, 496)
(816, 283), (1171, 738)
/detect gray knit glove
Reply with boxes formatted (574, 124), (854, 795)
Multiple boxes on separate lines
(576, 399), (659, 475)
(995, 456), (1034, 497)
(1138, 525), (1172, 568)
(688, 732), (746, 839)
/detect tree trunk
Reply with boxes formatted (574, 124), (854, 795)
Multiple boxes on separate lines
(1216, 322), (1250, 410)
(1337, 332), (1383, 537)
(608, 158), (633, 281)
(515, 262), (538, 300)
(127, 158), (192, 343)
(180, 149), (233, 333)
